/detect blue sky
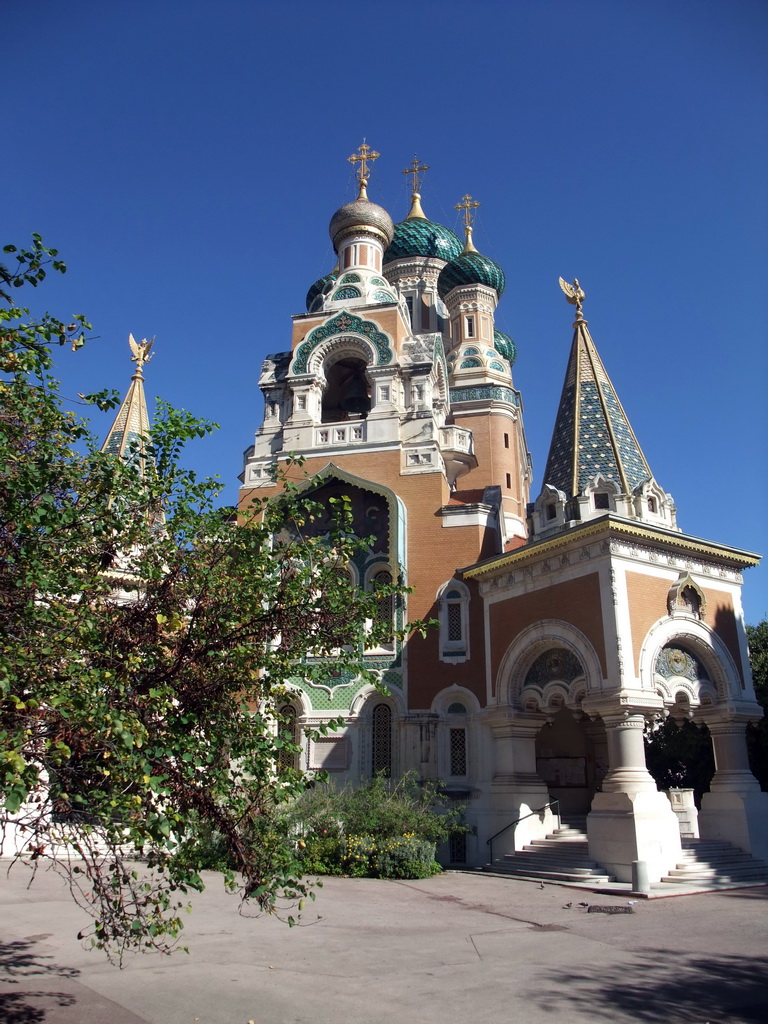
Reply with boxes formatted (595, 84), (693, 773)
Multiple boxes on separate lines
(3, 0), (767, 622)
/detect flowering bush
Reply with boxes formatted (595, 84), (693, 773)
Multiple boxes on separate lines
(282, 772), (466, 878)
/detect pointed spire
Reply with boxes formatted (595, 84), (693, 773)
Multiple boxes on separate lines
(543, 282), (653, 499)
(101, 335), (153, 472)
(455, 194), (480, 253)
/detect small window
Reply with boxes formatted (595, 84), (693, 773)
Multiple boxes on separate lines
(505, 473), (512, 489)
(405, 296), (414, 322)
(277, 706), (299, 772)
(504, 433), (509, 449)
(465, 315), (476, 338)
(371, 703), (392, 776)
(546, 503), (557, 521)
(594, 492), (610, 510)
(447, 602), (463, 642)
(449, 832), (467, 864)
(647, 496), (657, 513)
(449, 728), (467, 776)
(439, 581), (470, 662)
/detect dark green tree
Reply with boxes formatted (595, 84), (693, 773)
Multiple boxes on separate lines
(0, 237), (414, 960)
(746, 620), (768, 788)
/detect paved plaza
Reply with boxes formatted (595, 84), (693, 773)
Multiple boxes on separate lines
(1, 864), (766, 1024)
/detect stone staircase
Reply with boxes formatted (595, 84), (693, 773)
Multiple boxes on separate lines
(485, 816), (768, 891)
(661, 838), (768, 887)
(486, 816), (615, 885)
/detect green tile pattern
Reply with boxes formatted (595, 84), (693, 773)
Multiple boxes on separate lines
(437, 252), (506, 299)
(384, 218), (462, 263)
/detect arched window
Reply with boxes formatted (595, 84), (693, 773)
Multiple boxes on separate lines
(372, 569), (394, 636)
(438, 580), (470, 663)
(276, 705), (299, 772)
(446, 701), (468, 778)
(371, 703), (392, 777)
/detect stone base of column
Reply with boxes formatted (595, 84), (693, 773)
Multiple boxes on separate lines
(480, 776), (555, 859)
(587, 789), (682, 884)
(699, 789), (768, 861)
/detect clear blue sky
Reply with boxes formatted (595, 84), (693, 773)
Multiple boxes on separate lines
(4, 0), (767, 622)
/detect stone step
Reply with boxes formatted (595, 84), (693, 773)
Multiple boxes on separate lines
(491, 863), (614, 884)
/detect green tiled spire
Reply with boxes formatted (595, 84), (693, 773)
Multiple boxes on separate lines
(101, 335), (153, 472)
(543, 316), (652, 498)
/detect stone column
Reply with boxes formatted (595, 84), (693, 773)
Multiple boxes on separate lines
(585, 704), (681, 884)
(601, 713), (658, 795)
(481, 713), (554, 857)
(699, 711), (768, 859)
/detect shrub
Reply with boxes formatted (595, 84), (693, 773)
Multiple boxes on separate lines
(281, 772), (466, 879)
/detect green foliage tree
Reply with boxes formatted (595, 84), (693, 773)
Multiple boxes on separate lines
(0, 237), (415, 960)
(746, 620), (768, 788)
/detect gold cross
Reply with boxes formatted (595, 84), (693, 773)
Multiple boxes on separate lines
(455, 194), (480, 229)
(348, 140), (380, 185)
(402, 155), (429, 193)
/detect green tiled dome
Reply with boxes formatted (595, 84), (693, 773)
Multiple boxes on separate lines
(305, 271), (337, 312)
(384, 218), (463, 264)
(493, 328), (517, 366)
(437, 252), (506, 300)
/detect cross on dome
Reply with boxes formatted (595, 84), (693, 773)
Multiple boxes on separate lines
(402, 156), (429, 194)
(348, 140), (380, 198)
(455, 194), (481, 253)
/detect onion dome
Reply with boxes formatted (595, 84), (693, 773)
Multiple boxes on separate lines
(329, 193), (394, 252)
(384, 217), (463, 263)
(437, 251), (506, 300)
(305, 271), (338, 313)
(493, 328), (517, 366)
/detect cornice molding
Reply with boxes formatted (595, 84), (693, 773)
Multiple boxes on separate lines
(462, 516), (759, 583)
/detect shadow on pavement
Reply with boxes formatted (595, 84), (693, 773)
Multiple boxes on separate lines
(537, 950), (768, 1023)
(0, 938), (79, 1024)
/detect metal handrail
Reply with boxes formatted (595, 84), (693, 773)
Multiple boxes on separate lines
(486, 800), (560, 864)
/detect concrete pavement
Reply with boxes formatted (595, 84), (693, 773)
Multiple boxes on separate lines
(1, 863), (767, 1023)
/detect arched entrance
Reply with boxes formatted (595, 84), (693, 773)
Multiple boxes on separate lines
(521, 646), (608, 816)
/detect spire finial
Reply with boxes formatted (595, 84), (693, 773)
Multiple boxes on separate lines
(403, 155), (429, 193)
(129, 333), (154, 379)
(456, 194), (480, 253)
(558, 277), (586, 321)
(348, 139), (380, 199)
(403, 155), (429, 219)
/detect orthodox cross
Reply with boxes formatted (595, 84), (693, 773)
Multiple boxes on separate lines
(348, 140), (380, 186)
(455, 193), (480, 229)
(402, 156), (429, 193)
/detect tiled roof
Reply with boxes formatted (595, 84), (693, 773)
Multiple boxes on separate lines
(543, 318), (652, 498)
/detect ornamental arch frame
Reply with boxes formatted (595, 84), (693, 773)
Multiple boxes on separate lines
(495, 619), (604, 712)
(638, 615), (743, 706)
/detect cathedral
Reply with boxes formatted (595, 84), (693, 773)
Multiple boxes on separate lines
(236, 144), (765, 883)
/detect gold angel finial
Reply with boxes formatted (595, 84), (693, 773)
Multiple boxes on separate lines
(348, 140), (380, 198)
(128, 333), (154, 376)
(559, 277), (586, 318)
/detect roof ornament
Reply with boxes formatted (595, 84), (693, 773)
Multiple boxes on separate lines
(128, 333), (154, 378)
(403, 156), (429, 220)
(347, 139), (380, 200)
(559, 277), (586, 321)
(455, 194), (480, 253)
